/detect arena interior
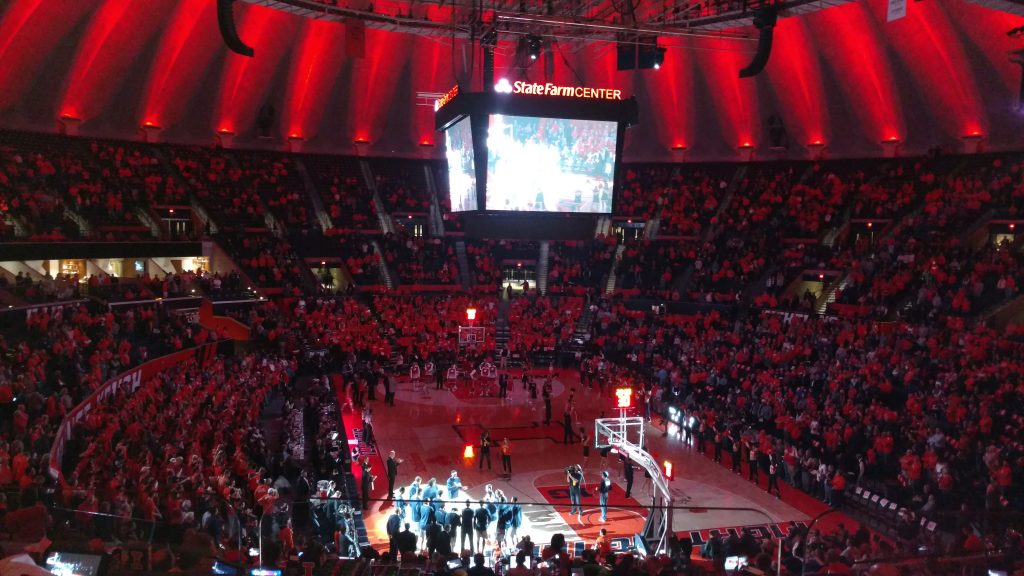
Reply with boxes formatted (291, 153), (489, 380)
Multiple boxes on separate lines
(1, 0), (1024, 575)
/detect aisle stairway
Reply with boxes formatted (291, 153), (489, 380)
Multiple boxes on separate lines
(537, 241), (550, 295)
(495, 299), (511, 351)
(370, 240), (395, 289)
(295, 158), (334, 231)
(604, 244), (626, 294)
(455, 240), (472, 289)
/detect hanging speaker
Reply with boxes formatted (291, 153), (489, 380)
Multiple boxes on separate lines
(217, 0), (254, 57)
(738, 7), (777, 78)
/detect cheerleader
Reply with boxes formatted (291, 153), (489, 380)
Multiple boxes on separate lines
(446, 364), (459, 392)
(409, 362), (422, 391)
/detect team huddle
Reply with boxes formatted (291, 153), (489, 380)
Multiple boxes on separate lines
(384, 469), (525, 559)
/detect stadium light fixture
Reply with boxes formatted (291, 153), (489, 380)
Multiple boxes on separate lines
(526, 35), (542, 60)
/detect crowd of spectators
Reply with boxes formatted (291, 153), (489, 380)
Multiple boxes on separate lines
(380, 233), (459, 286)
(172, 147), (268, 230)
(0, 272), (81, 304)
(89, 139), (187, 208)
(371, 159), (432, 214)
(58, 353), (291, 561)
(464, 240), (503, 286)
(616, 239), (694, 298)
(588, 298), (1023, 555)
(237, 153), (310, 228)
(218, 232), (306, 291)
(547, 240), (616, 291)
(306, 155), (378, 230)
(0, 302), (220, 512)
(506, 295), (582, 356)
(372, 294), (497, 358)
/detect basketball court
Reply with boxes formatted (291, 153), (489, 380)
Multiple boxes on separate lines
(354, 367), (852, 556)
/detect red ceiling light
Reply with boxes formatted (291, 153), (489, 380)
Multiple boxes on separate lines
(288, 133), (303, 140)
(466, 307), (477, 321)
(739, 141), (754, 148)
(810, 139), (824, 146)
(354, 136), (370, 144)
(218, 127), (235, 135)
(671, 144), (688, 150)
(143, 120), (160, 128)
(419, 140), (434, 147)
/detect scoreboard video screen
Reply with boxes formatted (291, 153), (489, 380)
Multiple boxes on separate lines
(435, 82), (636, 216)
(485, 115), (615, 213)
(445, 116), (477, 212)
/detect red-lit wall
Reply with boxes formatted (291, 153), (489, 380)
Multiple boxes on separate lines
(0, 0), (1021, 160)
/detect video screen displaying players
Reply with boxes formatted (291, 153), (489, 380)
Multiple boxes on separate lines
(445, 117), (478, 212)
(485, 114), (615, 213)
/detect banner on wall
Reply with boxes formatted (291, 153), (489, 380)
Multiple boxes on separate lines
(346, 18), (366, 59)
(887, 0), (906, 21)
(48, 342), (220, 482)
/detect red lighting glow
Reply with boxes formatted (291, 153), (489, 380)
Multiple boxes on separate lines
(463, 444), (475, 459)
(466, 308), (477, 321)
(671, 144), (687, 150)
(215, 6), (296, 141)
(218, 127), (234, 134)
(740, 141), (753, 148)
(615, 387), (633, 409)
(819, 274), (825, 280)
(140, 0), (219, 134)
(1011, 224), (1016, 230)
(811, 140), (823, 146)
(867, 222), (873, 228)
(283, 18), (346, 143)
(354, 137), (369, 144)
(663, 460), (674, 480)
(288, 133), (302, 140)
